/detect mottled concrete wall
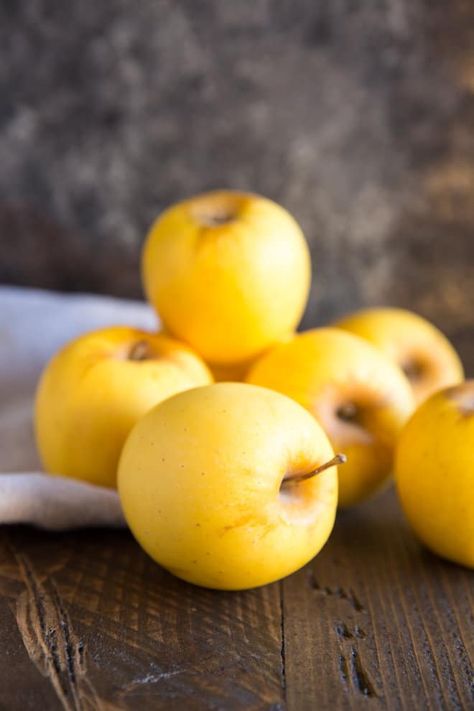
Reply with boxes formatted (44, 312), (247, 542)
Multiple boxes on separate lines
(0, 1), (473, 366)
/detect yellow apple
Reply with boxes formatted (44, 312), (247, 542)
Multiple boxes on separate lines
(118, 382), (340, 590)
(141, 190), (311, 364)
(207, 335), (295, 382)
(206, 359), (253, 383)
(334, 307), (464, 405)
(246, 328), (415, 508)
(35, 326), (212, 488)
(395, 381), (474, 568)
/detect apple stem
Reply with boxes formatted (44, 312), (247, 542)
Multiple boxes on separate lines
(286, 453), (347, 485)
(129, 340), (152, 361)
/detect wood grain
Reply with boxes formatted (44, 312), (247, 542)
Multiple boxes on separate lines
(0, 527), (284, 711)
(282, 489), (474, 710)
(14, 553), (99, 710)
(0, 489), (472, 710)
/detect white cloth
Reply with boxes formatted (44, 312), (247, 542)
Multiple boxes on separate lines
(0, 286), (158, 529)
(0, 473), (126, 529)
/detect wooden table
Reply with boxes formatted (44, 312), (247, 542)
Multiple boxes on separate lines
(0, 487), (472, 710)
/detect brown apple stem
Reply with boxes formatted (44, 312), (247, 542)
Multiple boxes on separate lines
(129, 340), (152, 361)
(286, 453), (347, 485)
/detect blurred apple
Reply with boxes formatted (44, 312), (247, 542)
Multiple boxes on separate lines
(335, 307), (463, 404)
(35, 326), (212, 488)
(246, 328), (414, 507)
(142, 190), (311, 364)
(395, 381), (474, 568)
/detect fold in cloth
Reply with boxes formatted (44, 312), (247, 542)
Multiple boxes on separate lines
(0, 473), (125, 529)
(0, 286), (157, 529)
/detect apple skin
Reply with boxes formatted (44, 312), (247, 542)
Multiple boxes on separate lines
(334, 307), (464, 405)
(142, 190), (311, 365)
(395, 381), (474, 569)
(246, 328), (415, 508)
(35, 326), (212, 489)
(206, 358), (253, 383)
(118, 383), (338, 590)
(207, 335), (293, 383)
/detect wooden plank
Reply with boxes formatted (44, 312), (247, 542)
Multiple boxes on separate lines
(1, 490), (472, 710)
(0, 527), (285, 711)
(282, 488), (474, 710)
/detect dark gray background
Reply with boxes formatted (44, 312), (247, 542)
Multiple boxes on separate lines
(0, 1), (473, 367)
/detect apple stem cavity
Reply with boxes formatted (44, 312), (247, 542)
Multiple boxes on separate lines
(200, 211), (235, 227)
(336, 402), (359, 422)
(285, 453), (347, 486)
(128, 340), (152, 361)
(401, 359), (424, 382)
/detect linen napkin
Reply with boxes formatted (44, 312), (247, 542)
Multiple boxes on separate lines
(0, 286), (158, 529)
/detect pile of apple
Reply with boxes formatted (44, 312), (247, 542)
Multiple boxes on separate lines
(35, 191), (473, 589)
